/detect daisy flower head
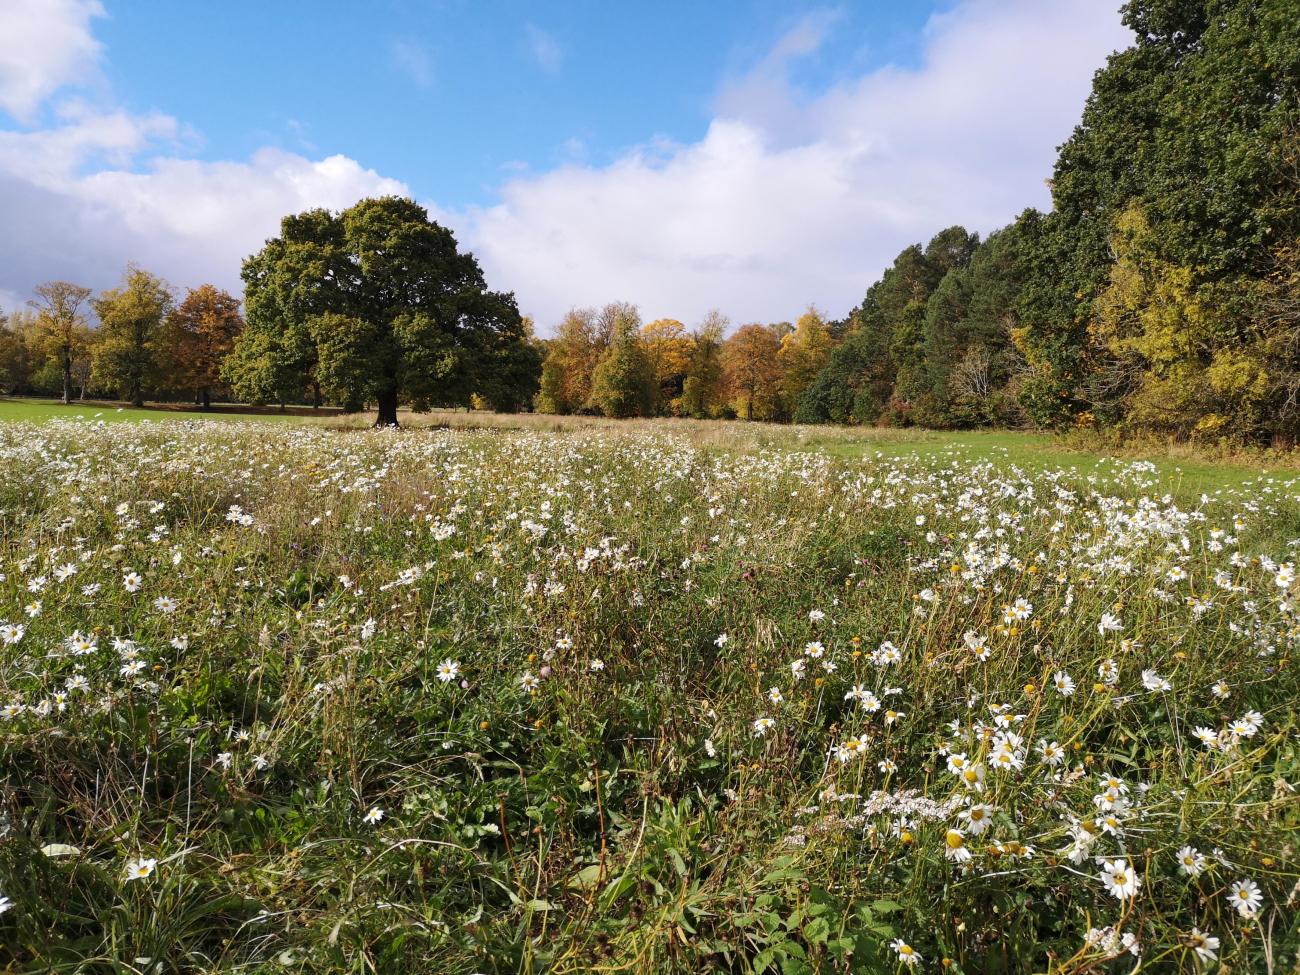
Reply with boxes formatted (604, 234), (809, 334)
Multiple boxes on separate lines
(1227, 878), (1262, 917)
(363, 806), (385, 825)
(963, 802), (995, 835)
(1038, 739), (1065, 766)
(436, 659), (460, 683)
(890, 939), (922, 967)
(944, 828), (972, 863)
(1176, 846), (1206, 877)
(124, 857), (157, 882)
(1230, 711), (1263, 740)
(1100, 858), (1141, 900)
(1185, 928), (1219, 963)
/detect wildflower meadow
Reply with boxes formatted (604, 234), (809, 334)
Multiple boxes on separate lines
(0, 417), (1297, 973)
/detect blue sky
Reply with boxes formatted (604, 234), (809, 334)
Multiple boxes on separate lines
(0, 0), (1130, 329)
(88, 2), (942, 206)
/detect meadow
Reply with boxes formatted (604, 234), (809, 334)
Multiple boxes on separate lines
(0, 411), (1297, 973)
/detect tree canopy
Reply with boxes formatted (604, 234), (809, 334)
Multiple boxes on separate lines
(228, 196), (533, 425)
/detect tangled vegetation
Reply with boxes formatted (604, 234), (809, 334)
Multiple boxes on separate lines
(0, 418), (1297, 972)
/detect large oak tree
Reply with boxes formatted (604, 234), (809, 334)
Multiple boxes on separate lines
(230, 196), (531, 426)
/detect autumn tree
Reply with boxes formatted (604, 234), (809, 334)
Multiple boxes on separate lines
(92, 266), (174, 407)
(231, 197), (532, 426)
(722, 323), (783, 421)
(587, 305), (655, 418)
(536, 305), (618, 414)
(29, 281), (92, 404)
(681, 309), (728, 418)
(777, 306), (835, 418)
(166, 285), (245, 408)
(640, 318), (694, 414)
(0, 309), (22, 393)
(0, 310), (41, 395)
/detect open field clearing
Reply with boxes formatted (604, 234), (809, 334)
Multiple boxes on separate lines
(7, 396), (1292, 498)
(0, 399), (336, 426)
(0, 419), (1297, 973)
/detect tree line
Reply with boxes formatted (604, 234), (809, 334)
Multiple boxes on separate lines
(0, 274), (245, 410)
(2, 0), (1296, 440)
(0, 198), (542, 425)
(532, 0), (1300, 445)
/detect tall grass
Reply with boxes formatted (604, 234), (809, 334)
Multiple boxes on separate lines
(0, 417), (1296, 973)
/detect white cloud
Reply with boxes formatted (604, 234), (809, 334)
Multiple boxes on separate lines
(465, 0), (1130, 328)
(390, 39), (434, 89)
(0, 0), (1130, 332)
(0, 109), (407, 296)
(0, 3), (409, 300)
(525, 24), (563, 75)
(0, 0), (105, 122)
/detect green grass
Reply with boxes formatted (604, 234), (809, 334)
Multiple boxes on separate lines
(0, 418), (1296, 973)
(4, 397), (1293, 498)
(0, 396), (334, 425)
(808, 428), (1294, 495)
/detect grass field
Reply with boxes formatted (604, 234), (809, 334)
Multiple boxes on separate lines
(0, 413), (1296, 973)
(0, 397), (335, 425)
(3, 396), (1292, 496)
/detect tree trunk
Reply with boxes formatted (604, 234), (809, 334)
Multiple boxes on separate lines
(311, 382), (322, 409)
(201, 388), (211, 410)
(61, 356), (72, 405)
(375, 388), (400, 427)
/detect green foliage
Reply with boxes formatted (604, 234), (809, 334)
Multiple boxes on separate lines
(232, 196), (535, 425)
(0, 419), (1296, 972)
(587, 307), (655, 418)
(1014, 0), (1300, 435)
(90, 265), (174, 407)
(680, 312), (728, 419)
(792, 0), (1300, 443)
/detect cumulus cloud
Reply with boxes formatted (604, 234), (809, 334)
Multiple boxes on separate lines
(0, 0), (1130, 329)
(0, 0), (104, 122)
(465, 0), (1130, 327)
(0, 4), (409, 306)
(0, 108), (407, 301)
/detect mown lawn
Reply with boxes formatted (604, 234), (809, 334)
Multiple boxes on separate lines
(811, 428), (1295, 496)
(0, 397), (330, 425)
